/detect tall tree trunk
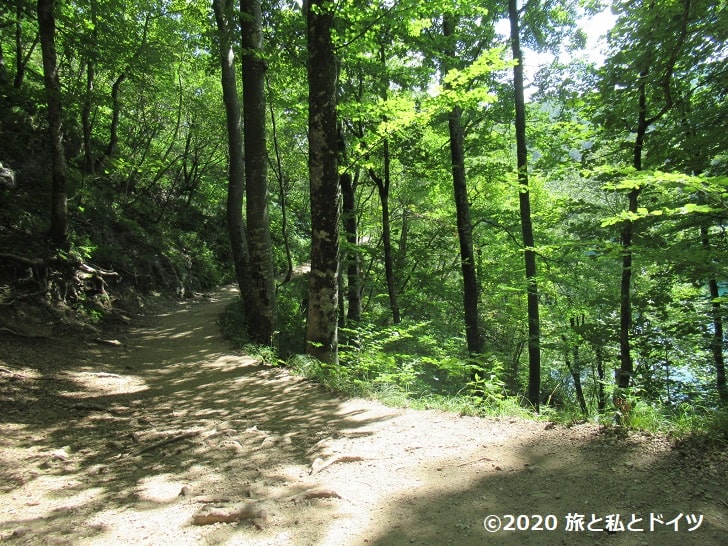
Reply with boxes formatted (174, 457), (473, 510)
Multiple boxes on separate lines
(37, 0), (68, 250)
(369, 160), (400, 325)
(701, 226), (727, 402)
(81, 60), (95, 174)
(105, 72), (126, 160)
(341, 170), (361, 323)
(442, 13), (482, 355)
(81, 0), (98, 174)
(241, 0), (276, 345)
(509, 0), (540, 408)
(0, 40), (8, 86)
(14, 2), (39, 90)
(617, 0), (688, 389)
(368, 41), (400, 325)
(212, 0), (253, 311)
(617, 76), (647, 389)
(595, 345), (607, 412)
(305, 0), (340, 364)
(268, 86), (294, 284)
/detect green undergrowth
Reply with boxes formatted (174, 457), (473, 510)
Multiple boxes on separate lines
(219, 301), (728, 438)
(220, 301), (535, 418)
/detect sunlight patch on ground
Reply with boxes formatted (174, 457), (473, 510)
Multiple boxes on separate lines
(60, 371), (148, 397)
(136, 474), (186, 503)
(200, 354), (259, 372)
(168, 329), (197, 339)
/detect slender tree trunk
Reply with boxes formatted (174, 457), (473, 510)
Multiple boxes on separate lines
(447, 104), (482, 354)
(305, 0), (340, 364)
(105, 72), (126, 160)
(0, 41), (8, 87)
(268, 87), (294, 284)
(241, 0), (276, 345)
(617, 77), (648, 389)
(15, 3), (40, 90)
(595, 345), (606, 412)
(509, 0), (540, 408)
(81, 0), (97, 174)
(369, 162), (400, 325)
(37, 0), (68, 250)
(82, 60), (95, 174)
(616, 1), (688, 389)
(566, 346), (588, 415)
(701, 226), (727, 402)
(442, 13), (482, 355)
(212, 0), (253, 311)
(341, 171), (361, 323)
(368, 42), (400, 325)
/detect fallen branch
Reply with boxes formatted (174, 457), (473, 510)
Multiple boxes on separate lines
(191, 503), (266, 525)
(132, 430), (200, 456)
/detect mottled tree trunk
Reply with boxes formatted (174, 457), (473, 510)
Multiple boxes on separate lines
(241, 0), (276, 345)
(305, 0), (340, 364)
(37, 0), (68, 250)
(212, 0), (253, 312)
(509, 0), (540, 407)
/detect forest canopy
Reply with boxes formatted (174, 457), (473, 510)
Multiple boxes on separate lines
(1, 0), (726, 422)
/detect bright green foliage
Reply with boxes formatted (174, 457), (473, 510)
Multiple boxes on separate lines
(1, 0), (726, 429)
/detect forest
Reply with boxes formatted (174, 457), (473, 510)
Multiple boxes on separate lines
(1, 0), (727, 428)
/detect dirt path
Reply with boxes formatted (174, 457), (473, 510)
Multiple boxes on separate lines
(1, 288), (726, 545)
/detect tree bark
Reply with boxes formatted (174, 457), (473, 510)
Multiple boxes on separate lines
(105, 71), (126, 160)
(442, 13), (482, 355)
(0, 45), (7, 88)
(14, 2), (39, 90)
(81, 0), (98, 174)
(369, 163), (400, 325)
(305, 0), (340, 364)
(268, 89), (294, 284)
(212, 0), (253, 312)
(37, 0), (68, 250)
(368, 41), (400, 325)
(82, 59), (95, 174)
(241, 0), (276, 345)
(617, 75), (647, 389)
(340, 170), (361, 323)
(701, 226), (727, 402)
(509, 0), (540, 408)
(616, 0), (689, 390)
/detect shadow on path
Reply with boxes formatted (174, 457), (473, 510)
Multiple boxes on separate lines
(0, 287), (390, 545)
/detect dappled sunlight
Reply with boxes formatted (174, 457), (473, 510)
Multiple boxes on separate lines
(353, 422), (728, 545)
(59, 371), (148, 397)
(4, 288), (723, 545)
(136, 474), (187, 504)
(0, 288), (391, 544)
